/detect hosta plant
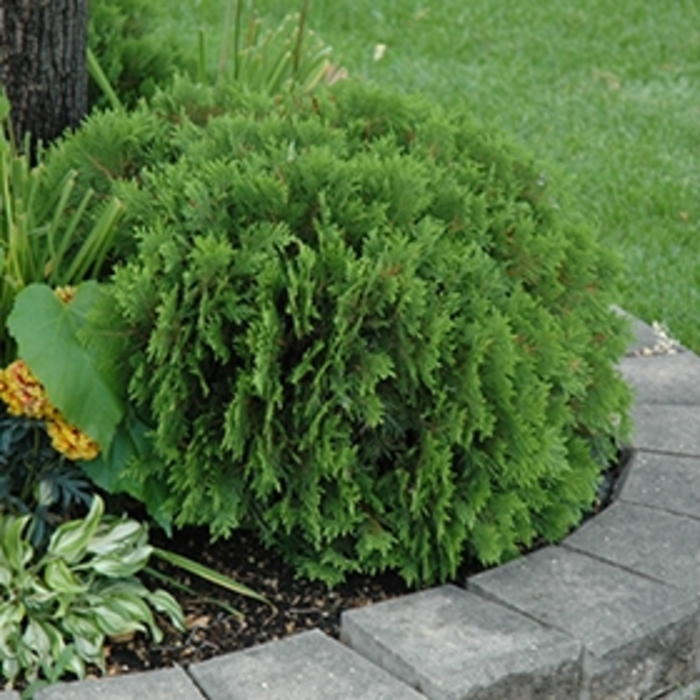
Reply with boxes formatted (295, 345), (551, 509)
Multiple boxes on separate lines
(0, 495), (184, 692)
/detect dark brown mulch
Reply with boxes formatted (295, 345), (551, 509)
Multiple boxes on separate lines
(104, 526), (415, 676)
(103, 448), (634, 678)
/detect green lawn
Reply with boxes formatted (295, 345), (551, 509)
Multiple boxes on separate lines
(171, 0), (700, 350)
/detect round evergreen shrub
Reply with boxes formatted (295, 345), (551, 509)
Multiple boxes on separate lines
(100, 80), (631, 586)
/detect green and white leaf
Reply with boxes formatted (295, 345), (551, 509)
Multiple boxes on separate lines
(47, 496), (104, 563)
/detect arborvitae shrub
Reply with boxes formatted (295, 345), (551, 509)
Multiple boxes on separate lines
(99, 80), (631, 586)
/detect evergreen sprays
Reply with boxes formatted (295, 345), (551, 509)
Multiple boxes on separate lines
(55, 79), (631, 586)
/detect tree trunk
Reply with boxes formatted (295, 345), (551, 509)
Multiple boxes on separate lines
(0, 0), (88, 147)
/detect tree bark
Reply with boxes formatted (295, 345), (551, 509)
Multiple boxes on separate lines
(0, 0), (88, 147)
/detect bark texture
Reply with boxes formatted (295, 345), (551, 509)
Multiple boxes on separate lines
(0, 0), (87, 145)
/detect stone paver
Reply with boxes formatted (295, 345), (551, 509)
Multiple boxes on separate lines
(631, 403), (700, 455)
(468, 546), (699, 699)
(35, 667), (204, 700)
(0, 692), (20, 700)
(188, 629), (425, 700)
(341, 584), (582, 700)
(619, 352), (700, 405)
(618, 451), (700, 519)
(564, 500), (700, 592)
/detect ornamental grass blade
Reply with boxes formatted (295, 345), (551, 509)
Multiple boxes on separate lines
(86, 47), (123, 113)
(152, 547), (272, 609)
(64, 197), (124, 283)
(144, 565), (245, 620)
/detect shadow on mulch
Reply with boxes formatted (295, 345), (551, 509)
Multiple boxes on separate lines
(104, 447), (635, 677)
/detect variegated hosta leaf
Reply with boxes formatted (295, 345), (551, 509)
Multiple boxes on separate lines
(44, 559), (88, 595)
(22, 618), (52, 658)
(91, 603), (147, 638)
(88, 548), (152, 578)
(148, 588), (186, 632)
(87, 520), (145, 556)
(0, 563), (12, 588)
(0, 515), (33, 573)
(0, 494), (188, 688)
(47, 495), (104, 563)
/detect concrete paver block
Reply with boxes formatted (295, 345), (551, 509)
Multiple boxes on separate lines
(631, 404), (700, 455)
(619, 352), (700, 405)
(35, 667), (204, 700)
(618, 451), (700, 519)
(188, 629), (425, 699)
(341, 584), (582, 700)
(0, 693), (20, 699)
(564, 500), (700, 593)
(468, 546), (699, 699)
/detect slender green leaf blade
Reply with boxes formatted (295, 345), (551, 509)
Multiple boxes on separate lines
(152, 547), (270, 606)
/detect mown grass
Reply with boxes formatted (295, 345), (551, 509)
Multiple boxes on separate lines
(171, 0), (700, 350)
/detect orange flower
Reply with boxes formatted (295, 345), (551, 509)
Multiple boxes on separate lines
(0, 360), (53, 419)
(46, 414), (100, 461)
(0, 358), (100, 461)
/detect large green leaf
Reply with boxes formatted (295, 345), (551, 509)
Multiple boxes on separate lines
(79, 417), (144, 495)
(79, 409), (174, 533)
(7, 282), (124, 450)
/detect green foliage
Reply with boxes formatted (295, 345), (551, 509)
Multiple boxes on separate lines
(88, 0), (191, 110)
(151, 547), (269, 608)
(33, 105), (174, 268)
(8, 284), (124, 451)
(0, 409), (92, 549)
(87, 0), (331, 112)
(220, 0), (332, 94)
(0, 495), (184, 692)
(6, 282), (172, 531)
(83, 80), (630, 587)
(39, 0), (333, 271)
(0, 93), (124, 364)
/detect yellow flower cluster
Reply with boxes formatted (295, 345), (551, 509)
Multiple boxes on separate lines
(45, 415), (100, 462)
(54, 286), (77, 304)
(0, 359), (100, 461)
(0, 359), (50, 419)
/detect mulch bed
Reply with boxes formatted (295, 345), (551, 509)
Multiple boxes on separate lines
(105, 526), (414, 676)
(103, 448), (634, 677)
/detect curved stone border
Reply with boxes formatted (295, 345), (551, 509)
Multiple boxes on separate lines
(13, 315), (699, 700)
